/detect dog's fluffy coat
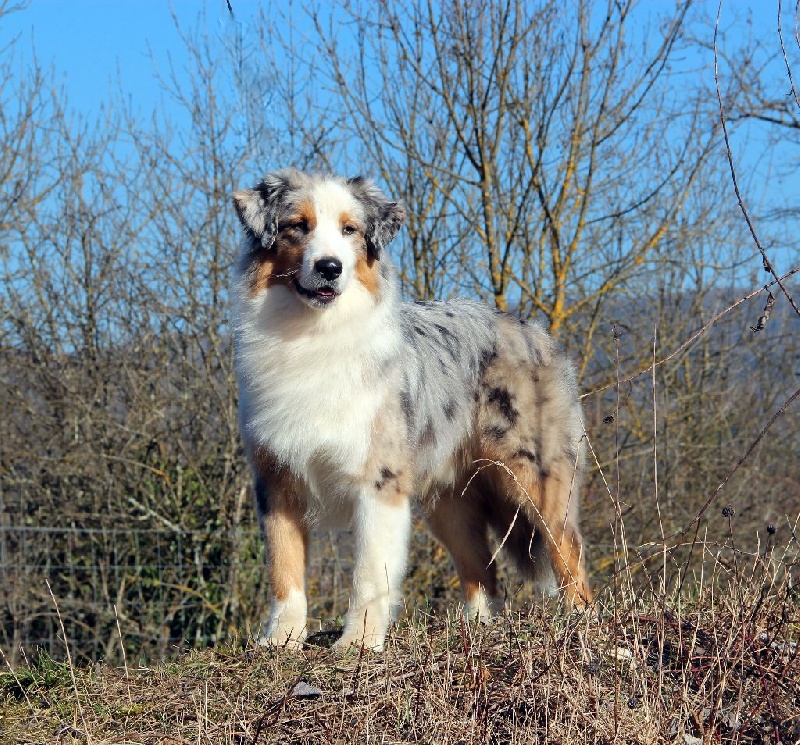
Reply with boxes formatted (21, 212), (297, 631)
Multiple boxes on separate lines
(232, 169), (591, 651)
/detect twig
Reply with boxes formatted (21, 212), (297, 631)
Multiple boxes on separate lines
(675, 384), (800, 539)
(582, 267), (800, 400)
(652, 324), (667, 597)
(113, 603), (131, 682)
(750, 291), (775, 333)
(778, 0), (800, 109)
(714, 0), (800, 317)
(46, 578), (90, 742)
(612, 323), (622, 739)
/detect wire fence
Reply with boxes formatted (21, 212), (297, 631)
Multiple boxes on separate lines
(0, 518), (470, 668)
(0, 523), (363, 667)
(3, 518), (790, 669)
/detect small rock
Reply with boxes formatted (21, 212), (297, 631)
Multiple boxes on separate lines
(291, 680), (323, 699)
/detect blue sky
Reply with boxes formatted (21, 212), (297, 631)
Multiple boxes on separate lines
(2, 1), (794, 124)
(2, 0), (800, 278)
(2, 1), (248, 117)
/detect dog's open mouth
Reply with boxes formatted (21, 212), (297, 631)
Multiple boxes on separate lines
(293, 278), (338, 305)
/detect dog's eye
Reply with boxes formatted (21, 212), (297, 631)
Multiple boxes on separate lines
(342, 224), (357, 236)
(281, 220), (308, 235)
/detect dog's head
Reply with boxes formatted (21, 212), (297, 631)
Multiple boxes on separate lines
(233, 169), (404, 309)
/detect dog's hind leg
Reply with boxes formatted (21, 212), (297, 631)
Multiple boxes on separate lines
(536, 464), (593, 607)
(425, 486), (499, 621)
(486, 457), (592, 608)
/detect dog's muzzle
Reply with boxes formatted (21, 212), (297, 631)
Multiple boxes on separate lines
(294, 256), (343, 306)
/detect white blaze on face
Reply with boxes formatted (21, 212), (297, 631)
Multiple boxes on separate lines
(299, 180), (363, 292)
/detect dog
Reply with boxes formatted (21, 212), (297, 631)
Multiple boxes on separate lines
(231, 168), (592, 651)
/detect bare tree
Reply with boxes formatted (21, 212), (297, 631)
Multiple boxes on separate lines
(299, 1), (726, 355)
(0, 8), (277, 662)
(1, 0), (797, 663)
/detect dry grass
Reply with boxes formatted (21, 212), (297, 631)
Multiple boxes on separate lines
(2, 542), (798, 745)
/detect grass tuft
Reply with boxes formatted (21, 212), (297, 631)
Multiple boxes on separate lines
(2, 545), (798, 744)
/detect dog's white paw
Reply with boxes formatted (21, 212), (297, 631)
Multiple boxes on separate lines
(256, 625), (307, 651)
(464, 586), (500, 623)
(332, 602), (390, 653)
(257, 591), (308, 650)
(331, 627), (386, 654)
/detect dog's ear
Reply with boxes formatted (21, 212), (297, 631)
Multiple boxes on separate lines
(232, 188), (275, 249)
(232, 170), (298, 250)
(346, 176), (405, 260)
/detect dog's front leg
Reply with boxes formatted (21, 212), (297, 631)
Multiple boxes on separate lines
(259, 501), (308, 649)
(250, 462), (309, 649)
(333, 491), (411, 652)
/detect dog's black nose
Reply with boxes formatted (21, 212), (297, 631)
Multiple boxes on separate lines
(314, 257), (342, 281)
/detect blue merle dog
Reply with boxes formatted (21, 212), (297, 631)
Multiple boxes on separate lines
(231, 168), (592, 651)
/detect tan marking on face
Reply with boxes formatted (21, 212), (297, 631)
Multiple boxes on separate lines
(339, 211), (359, 234)
(244, 201), (318, 298)
(354, 250), (380, 299)
(338, 210), (381, 299)
(286, 201), (317, 234)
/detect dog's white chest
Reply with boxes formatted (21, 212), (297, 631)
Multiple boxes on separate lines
(241, 354), (381, 474)
(236, 290), (399, 483)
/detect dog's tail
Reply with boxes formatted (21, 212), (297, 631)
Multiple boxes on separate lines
(487, 507), (556, 597)
(485, 456), (592, 606)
